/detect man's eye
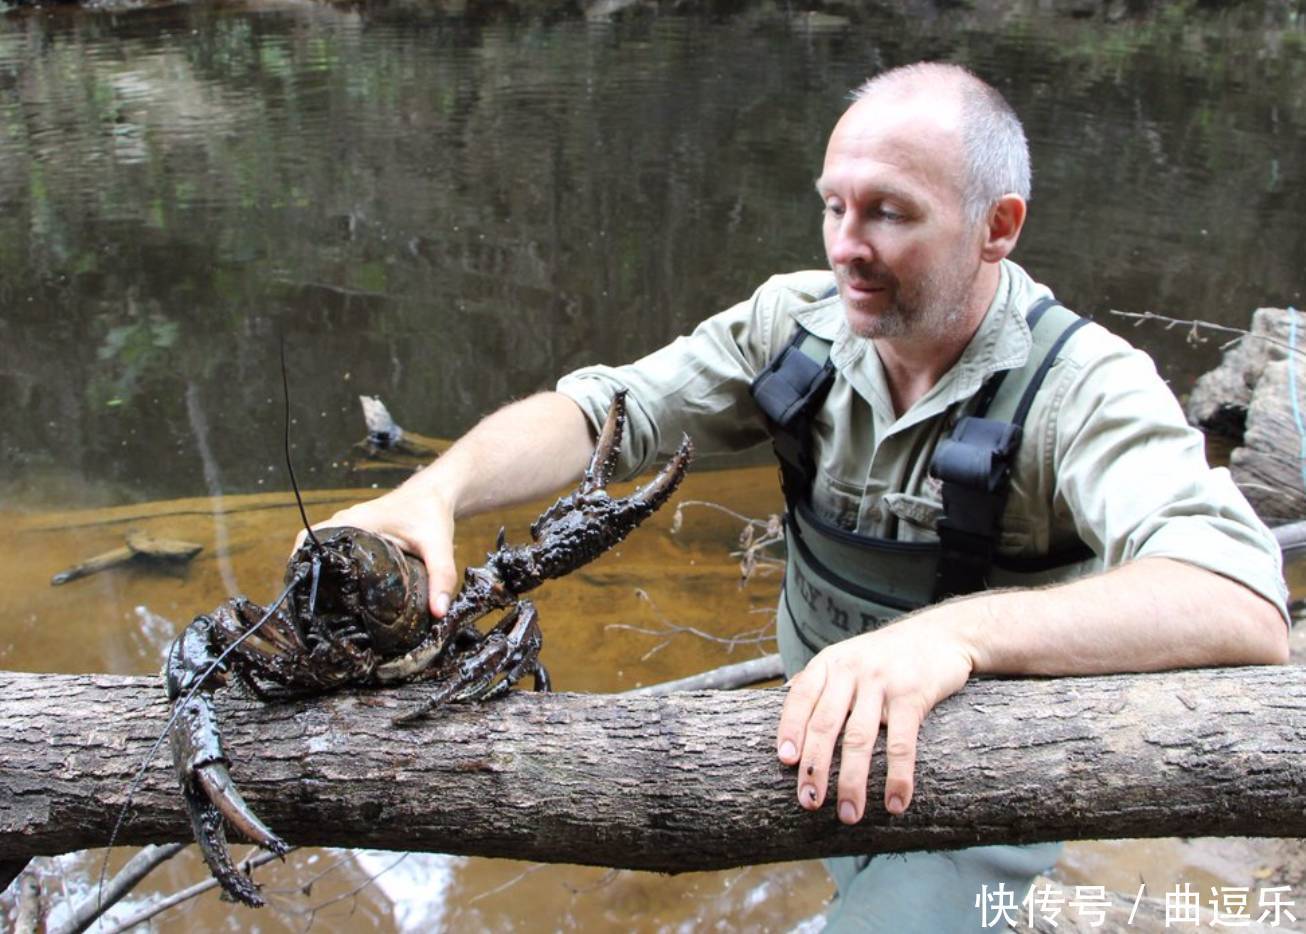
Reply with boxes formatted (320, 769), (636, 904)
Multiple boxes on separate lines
(876, 206), (904, 221)
(823, 202), (845, 218)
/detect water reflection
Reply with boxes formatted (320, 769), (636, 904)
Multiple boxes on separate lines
(2, 3), (1303, 506)
(2, 1), (1305, 931)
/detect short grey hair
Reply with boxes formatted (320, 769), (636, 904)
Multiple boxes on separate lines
(852, 63), (1031, 226)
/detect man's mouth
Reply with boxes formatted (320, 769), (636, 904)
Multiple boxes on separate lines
(842, 278), (888, 297)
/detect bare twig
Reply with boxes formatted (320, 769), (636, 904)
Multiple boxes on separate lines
(101, 847), (297, 934)
(671, 499), (774, 532)
(276, 851), (409, 928)
(467, 862), (549, 905)
(1107, 309), (1306, 358)
(55, 843), (186, 934)
(562, 867), (621, 895)
(258, 850), (358, 898)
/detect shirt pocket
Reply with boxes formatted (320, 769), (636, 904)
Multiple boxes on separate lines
(811, 470), (863, 531)
(883, 492), (1035, 551)
(882, 493), (941, 537)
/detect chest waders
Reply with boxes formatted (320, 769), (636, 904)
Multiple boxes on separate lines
(751, 295), (1095, 669)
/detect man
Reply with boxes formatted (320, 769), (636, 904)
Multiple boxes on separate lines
(314, 63), (1288, 930)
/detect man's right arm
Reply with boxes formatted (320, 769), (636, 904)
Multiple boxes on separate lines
(309, 273), (815, 614)
(307, 391), (595, 616)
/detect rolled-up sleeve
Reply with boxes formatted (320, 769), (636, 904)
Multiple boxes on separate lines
(1048, 330), (1290, 623)
(556, 278), (793, 480)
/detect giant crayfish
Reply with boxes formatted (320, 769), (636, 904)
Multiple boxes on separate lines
(162, 391), (693, 906)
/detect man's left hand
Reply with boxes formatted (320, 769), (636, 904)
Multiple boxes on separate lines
(775, 613), (975, 824)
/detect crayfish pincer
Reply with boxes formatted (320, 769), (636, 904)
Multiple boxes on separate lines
(161, 391), (693, 907)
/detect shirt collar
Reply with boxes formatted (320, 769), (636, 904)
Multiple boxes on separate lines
(787, 261), (1036, 432)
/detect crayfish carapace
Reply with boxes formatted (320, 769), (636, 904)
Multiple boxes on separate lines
(161, 391), (693, 906)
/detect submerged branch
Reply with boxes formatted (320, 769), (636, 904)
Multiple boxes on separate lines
(624, 654), (784, 695)
(53, 843), (186, 934)
(97, 848), (296, 934)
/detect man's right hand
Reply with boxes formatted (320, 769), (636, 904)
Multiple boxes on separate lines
(290, 391), (598, 621)
(294, 487), (459, 618)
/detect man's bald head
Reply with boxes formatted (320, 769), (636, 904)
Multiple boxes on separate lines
(850, 63), (1030, 226)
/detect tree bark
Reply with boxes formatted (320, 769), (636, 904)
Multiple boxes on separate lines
(1, 667), (1303, 870)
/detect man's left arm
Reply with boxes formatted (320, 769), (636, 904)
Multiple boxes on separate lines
(776, 557), (1286, 825)
(777, 334), (1290, 825)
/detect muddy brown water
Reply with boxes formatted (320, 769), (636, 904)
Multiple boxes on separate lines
(2, 468), (841, 931)
(3, 0), (1306, 929)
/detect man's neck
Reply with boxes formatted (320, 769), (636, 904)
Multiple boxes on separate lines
(874, 263), (1001, 417)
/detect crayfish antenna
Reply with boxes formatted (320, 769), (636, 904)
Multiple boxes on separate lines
(280, 334), (321, 553)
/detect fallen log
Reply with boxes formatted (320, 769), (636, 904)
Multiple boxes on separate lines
(2, 666), (1303, 870)
(1187, 307), (1306, 523)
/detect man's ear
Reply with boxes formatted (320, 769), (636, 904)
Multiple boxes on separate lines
(980, 194), (1026, 263)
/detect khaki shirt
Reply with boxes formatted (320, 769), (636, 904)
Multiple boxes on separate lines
(557, 260), (1289, 620)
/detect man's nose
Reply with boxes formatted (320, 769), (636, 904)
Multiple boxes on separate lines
(827, 214), (872, 266)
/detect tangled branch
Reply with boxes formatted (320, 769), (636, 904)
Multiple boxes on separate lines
(670, 500), (786, 583)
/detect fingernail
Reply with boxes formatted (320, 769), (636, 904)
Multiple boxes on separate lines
(801, 784), (817, 806)
(887, 794), (904, 814)
(778, 740), (796, 761)
(434, 592), (450, 616)
(839, 801), (856, 824)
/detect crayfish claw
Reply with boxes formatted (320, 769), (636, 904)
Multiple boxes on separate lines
(582, 388), (626, 493)
(180, 775), (271, 908)
(197, 763), (289, 857)
(505, 417), (692, 595)
(529, 390), (629, 542)
(631, 432), (693, 509)
(170, 689), (287, 907)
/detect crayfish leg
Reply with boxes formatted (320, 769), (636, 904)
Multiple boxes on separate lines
(393, 601), (549, 725)
(170, 691), (288, 907)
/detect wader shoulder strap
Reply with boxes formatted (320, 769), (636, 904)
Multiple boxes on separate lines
(930, 298), (1090, 599)
(750, 320), (836, 507)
